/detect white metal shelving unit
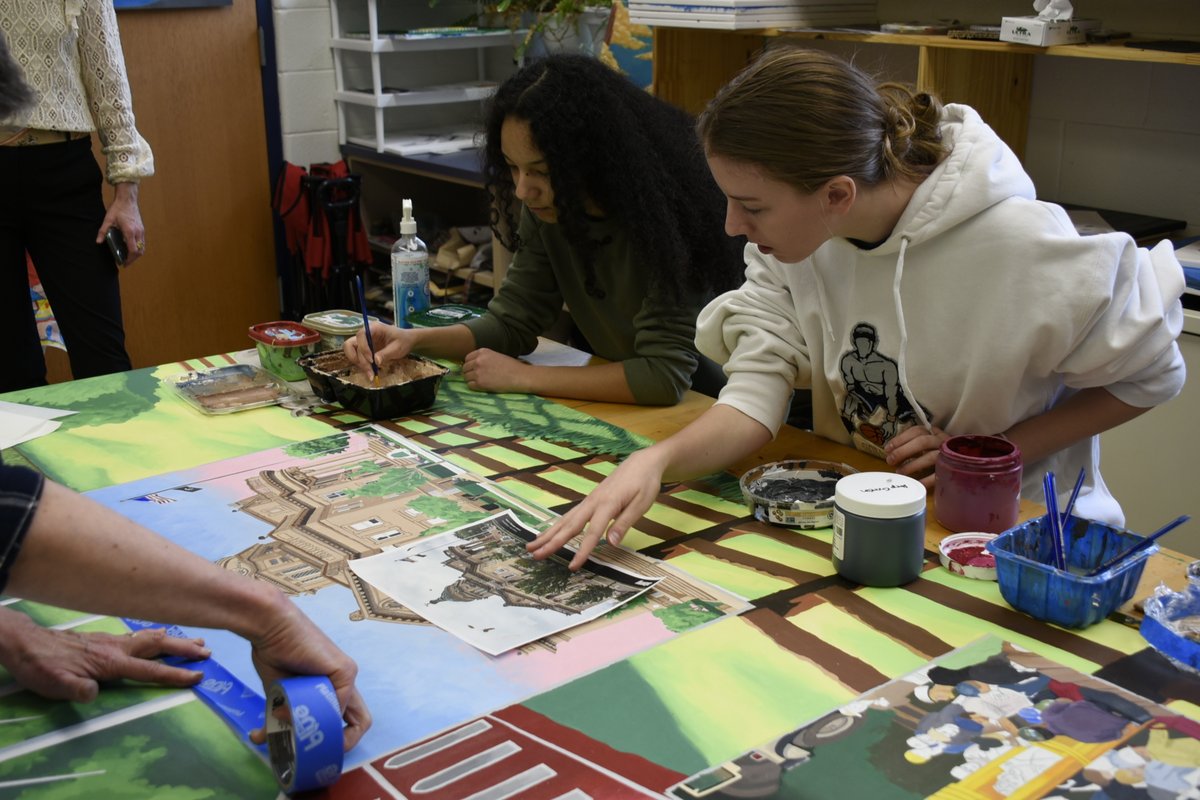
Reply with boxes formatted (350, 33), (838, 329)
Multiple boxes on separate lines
(329, 0), (520, 155)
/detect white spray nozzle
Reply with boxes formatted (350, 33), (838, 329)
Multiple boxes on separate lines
(400, 198), (416, 235)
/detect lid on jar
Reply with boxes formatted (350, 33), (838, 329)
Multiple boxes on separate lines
(301, 310), (375, 335)
(835, 472), (926, 519)
(248, 321), (321, 347)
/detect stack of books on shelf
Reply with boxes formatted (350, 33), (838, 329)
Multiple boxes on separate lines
(629, 0), (878, 30)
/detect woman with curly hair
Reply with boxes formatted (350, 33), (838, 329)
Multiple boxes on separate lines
(528, 46), (1185, 570)
(346, 54), (744, 404)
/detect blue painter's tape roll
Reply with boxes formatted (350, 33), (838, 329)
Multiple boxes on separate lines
(266, 676), (345, 794)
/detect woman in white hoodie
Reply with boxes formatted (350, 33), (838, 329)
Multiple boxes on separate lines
(528, 47), (1186, 570)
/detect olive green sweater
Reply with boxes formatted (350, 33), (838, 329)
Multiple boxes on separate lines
(465, 208), (708, 405)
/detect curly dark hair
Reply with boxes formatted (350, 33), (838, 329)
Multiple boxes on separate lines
(482, 54), (743, 302)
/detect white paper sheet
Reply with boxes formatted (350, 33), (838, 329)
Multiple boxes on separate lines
(348, 510), (661, 655)
(0, 401), (76, 450)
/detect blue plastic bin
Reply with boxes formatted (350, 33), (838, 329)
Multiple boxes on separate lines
(986, 515), (1157, 628)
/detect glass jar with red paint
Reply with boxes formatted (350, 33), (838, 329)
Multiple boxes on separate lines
(934, 434), (1023, 534)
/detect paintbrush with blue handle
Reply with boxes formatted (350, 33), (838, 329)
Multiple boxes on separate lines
(1060, 467), (1085, 528)
(354, 273), (380, 386)
(1043, 471), (1067, 570)
(1084, 515), (1191, 577)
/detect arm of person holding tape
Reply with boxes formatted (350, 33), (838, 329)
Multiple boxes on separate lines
(0, 464), (370, 750)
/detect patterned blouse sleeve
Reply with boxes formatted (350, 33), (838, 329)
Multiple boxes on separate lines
(75, 0), (154, 183)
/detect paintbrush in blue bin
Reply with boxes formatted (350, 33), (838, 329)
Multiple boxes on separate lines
(354, 273), (380, 386)
(1043, 471), (1067, 570)
(1085, 515), (1191, 577)
(1060, 467), (1086, 528)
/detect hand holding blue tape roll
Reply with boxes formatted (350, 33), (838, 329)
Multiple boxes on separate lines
(124, 619), (357, 794)
(267, 676), (345, 793)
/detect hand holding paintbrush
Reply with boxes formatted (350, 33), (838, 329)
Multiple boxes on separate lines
(354, 274), (380, 387)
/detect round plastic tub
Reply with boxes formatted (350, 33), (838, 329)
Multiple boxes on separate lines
(248, 321), (321, 381)
(740, 459), (858, 529)
(302, 310), (378, 353)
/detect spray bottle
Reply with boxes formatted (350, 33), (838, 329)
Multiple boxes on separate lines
(391, 198), (430, 328)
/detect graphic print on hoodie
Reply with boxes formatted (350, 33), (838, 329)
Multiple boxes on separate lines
(838, 322), (930, 459)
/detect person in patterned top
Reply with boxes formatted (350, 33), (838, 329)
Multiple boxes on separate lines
(0, 2), (152, 391)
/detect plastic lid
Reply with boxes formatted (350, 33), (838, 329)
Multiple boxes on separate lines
(835, 472), (927, 519)
(302, 310), (374, 335)
(248, 321), (321, 347)
(399, 198), (416, 235)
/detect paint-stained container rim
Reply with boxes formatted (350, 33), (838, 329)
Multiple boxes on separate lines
(740, 459), (858, 529)
(938, 532), (999, 580)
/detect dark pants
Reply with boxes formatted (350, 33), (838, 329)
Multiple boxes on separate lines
(0, 137), (130, 392)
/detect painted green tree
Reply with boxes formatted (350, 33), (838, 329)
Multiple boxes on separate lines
(652, 599), (726, 633)
(603, 592), (649, 619)
(5, 367), (160, 432)
(345, 468), (428, 498)
(344, 460), (385, 479)
(435, 377), (649, 457)
(284, 432), (351, 459)
(409, 496), (487, 534)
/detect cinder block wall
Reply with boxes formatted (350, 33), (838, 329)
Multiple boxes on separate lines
(274, 0), (338, 167)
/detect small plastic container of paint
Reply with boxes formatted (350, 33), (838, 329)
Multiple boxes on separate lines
(833, 472), (927, 587)
(301, 309), (378, 353)
(934, 434), (1022, 534)
(248, 321), (321, 382)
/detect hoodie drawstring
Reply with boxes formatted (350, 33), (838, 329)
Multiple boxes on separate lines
(893, 236), (933, 432)
(814, 263), (836, 342)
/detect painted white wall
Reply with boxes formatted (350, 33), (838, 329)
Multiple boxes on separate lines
(274, 0), (339, 167)
(1101, 318), (1198, 557)
(1024, 58), (1200, 235)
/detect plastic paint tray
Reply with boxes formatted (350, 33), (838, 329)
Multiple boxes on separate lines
(987, 515), (1157, 628)
(171, 364), (294, 415)
(297, 349), (448, 420)
(739, 459), (858, 529)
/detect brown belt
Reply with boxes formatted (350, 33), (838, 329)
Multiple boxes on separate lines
(0, 128), (91, 147)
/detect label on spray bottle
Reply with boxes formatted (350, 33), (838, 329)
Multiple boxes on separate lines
(392, 250), (429, 328)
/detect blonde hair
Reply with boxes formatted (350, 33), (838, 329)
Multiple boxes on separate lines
(698, 47), (948, 192)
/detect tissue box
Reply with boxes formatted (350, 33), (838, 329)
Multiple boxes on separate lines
(1000, 16), (1100, 46)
